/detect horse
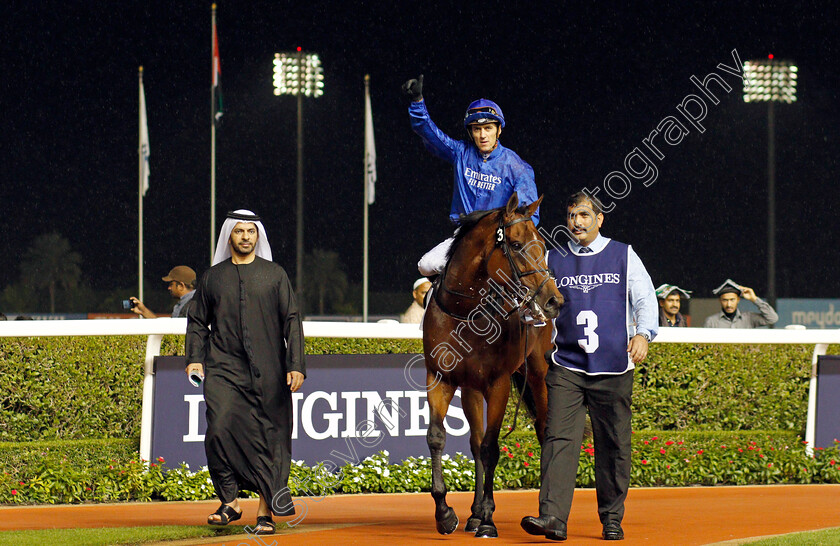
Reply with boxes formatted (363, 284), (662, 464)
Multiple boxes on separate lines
(422, 192), (563, 538)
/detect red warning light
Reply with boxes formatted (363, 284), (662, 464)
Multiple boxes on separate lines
(768, 54), (774, 59)
(297, 46), (302, 52)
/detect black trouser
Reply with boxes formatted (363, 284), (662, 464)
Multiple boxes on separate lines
(538, 365), (633, 525)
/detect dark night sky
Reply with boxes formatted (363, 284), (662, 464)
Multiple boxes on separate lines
(1, 1), (839, 310)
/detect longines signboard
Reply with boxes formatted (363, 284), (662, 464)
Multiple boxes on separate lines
(151, 354), (472, 468)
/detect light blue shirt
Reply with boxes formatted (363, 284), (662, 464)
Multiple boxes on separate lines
(171, 290), (196, 318)
(568, 234), (659, 342)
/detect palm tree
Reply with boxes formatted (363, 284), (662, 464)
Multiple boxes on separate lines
(304, 249), (348, 316)
(20, 233), (82, 313)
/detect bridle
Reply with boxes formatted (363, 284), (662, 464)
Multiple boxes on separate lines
(493, 214), (553, 319)
(435, 211), (554, 322)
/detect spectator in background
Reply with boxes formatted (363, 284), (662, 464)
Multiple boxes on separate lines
(130, 266), (197, 318)
(704, 279), (778, 328)
(0, 312), (6, 320)
(655, 284), (691, 327)
(400, 277), (431, 323)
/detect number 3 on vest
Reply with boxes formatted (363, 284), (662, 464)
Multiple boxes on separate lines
(576, 310), (600, 353)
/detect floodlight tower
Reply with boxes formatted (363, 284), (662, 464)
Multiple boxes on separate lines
(273, 49), (324, 312)
(743, 56), (797, 306)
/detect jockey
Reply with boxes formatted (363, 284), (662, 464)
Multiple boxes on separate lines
(402, 74), (540, 277)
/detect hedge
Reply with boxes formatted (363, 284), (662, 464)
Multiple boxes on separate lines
(0, 336), (830, 441)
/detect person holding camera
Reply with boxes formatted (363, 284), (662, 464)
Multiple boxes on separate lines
(129, 265), (197, 318)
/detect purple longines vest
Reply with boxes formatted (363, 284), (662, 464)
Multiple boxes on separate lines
(548, 240), (630, 375)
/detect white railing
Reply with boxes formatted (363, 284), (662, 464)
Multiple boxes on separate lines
(1, 320), (838, 458)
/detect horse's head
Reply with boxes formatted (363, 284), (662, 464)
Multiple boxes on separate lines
(487, 193), (563, 321)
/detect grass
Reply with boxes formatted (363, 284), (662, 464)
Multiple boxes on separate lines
(0, 525), (248, 546)
(747, 527), (840, 545)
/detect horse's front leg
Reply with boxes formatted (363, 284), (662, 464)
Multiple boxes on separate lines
(460, 387), (485, 533)
(475, 374), (512, 538)
(426, 372), (459, 535)
(526, 346), (551, 445)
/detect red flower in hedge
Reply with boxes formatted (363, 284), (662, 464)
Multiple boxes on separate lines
(831, 460), (836, 466)
(767, 463), (773, 468)
(697, 450), (704, 455)
(677, 441), (684, 445)
(85, 487), (92, 491)
(651, 436), (658, 441)
(641, 460), (648, 465)
(508, 453), (514, 459)
(524, 462), (530, 467)
(18, 481), (24, 486)
(515, 443), (521, 448)
(738, 448), (744, 453)
(502, 446), (509, 452)
(665, 441), (674, 446)
(528, 452), (534, 457)
(759, 454), (765, 458)
(11, 489), (17, 496)
(643, 441), (649, 445)
(157, 457), (165, 463)
(666, 465), (671, 469)
(660, 448), (666, 455)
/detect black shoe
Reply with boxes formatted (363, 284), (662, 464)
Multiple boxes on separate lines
(520, 515), (567, 541)
(602, 521), (624, 540)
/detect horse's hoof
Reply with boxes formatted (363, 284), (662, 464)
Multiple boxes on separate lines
(475, 524), (498, 538)
(435, 507), (459, 535)
(465, 517), (481, 533)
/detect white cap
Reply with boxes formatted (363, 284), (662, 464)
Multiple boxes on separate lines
(413, 277), (431, 290)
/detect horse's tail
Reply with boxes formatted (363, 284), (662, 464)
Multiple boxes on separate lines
(510, 368), (593, 439)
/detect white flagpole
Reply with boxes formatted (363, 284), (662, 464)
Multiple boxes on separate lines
(138, 66), (145, 303)
(363, 75), (370, 322)
(210, 3), (218, 264)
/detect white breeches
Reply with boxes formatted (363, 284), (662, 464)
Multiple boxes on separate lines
(417, 236), (455, 277)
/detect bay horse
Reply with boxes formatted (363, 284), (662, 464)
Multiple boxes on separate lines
(422, 192), (563, 538)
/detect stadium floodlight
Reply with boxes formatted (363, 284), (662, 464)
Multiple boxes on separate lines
(743, 57), (798, 306)
(272, 50), (324, 313)
(273, 52), (324, 97)
(743, 59), (798, 103)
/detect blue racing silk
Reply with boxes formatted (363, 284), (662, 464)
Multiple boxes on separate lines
(409, 100), (540, 225)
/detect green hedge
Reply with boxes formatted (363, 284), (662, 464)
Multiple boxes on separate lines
(632, 343), (813, 432)
(0, 336), (824, 441)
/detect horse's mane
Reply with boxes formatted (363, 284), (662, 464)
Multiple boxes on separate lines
(445, 204), (531, 261)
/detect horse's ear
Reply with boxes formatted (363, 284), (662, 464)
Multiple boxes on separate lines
(525, 195), (544, 218)
(505, 192), (519, 216)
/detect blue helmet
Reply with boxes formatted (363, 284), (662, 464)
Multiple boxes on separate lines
(464, 99), (505, 129)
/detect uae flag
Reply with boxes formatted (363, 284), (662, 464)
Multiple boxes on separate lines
(212, 17), (223, 123)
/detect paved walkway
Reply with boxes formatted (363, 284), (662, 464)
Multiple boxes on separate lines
(2, 485), (840, 545)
